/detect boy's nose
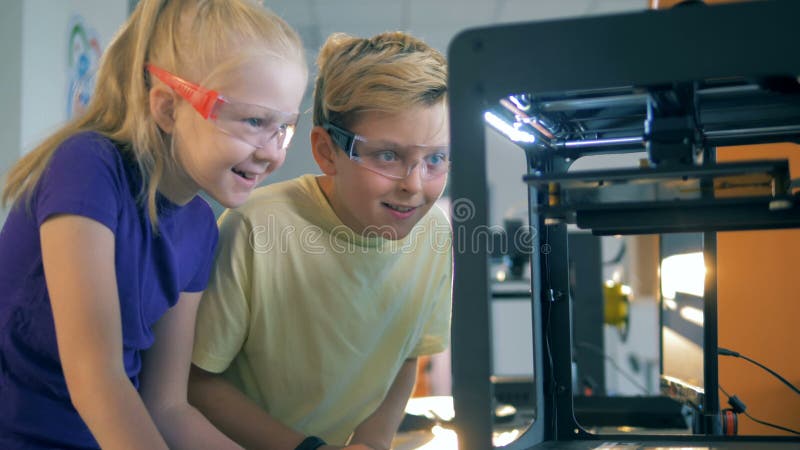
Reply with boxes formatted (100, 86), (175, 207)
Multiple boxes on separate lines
(399, 163), (425, 193)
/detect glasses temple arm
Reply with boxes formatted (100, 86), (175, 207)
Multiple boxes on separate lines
(145, 63), (220, 119)
(323, 122), (357, 157)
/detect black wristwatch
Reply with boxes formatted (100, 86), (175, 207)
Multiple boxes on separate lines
(295, 435), (327, 450)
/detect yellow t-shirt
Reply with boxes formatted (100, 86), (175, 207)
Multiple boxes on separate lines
(192, 174), (452, 445)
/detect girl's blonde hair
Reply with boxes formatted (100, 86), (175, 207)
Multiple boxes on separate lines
(313, 31), (447, 129)
(2, 0), (305, 226)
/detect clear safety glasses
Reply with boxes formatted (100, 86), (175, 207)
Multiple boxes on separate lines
(145, 64), (299, 150)
(323, 122), (450, 181)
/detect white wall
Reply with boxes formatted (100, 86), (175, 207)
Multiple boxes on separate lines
(0, 0), (24, 223)
(20, 0), (128, 153)
(0, 1), (23, 166)
(0, 0), (127, 222)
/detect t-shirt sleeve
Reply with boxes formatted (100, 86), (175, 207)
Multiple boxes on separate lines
(192, 209), (253, 373)
(409, 262), (453, 357)
(183, 204), (219, 293)
(35, 134), (122, 231)
(409, 220), (453, 357)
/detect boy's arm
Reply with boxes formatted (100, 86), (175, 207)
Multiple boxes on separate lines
(189, 210), (333, 449)
(138, 291), (244, 450)
(188, 364), (311, 450)
(188, 366), (373, 450)
(348, 357), (419, 450)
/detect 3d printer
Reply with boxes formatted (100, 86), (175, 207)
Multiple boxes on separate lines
(448, 0), (800, 448)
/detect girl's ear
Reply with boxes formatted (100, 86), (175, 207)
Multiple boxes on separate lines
(311, 126), (338, 176)
(149, 86), (177, 133)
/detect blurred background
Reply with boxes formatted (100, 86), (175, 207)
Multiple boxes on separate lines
(0, 0), (647, 223)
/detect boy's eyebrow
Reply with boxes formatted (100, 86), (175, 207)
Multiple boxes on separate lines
(373, 140), (448, 147)
(363, 138), (401, 147)
(364, 142), (451, 153)
(358, 135), (449, 148)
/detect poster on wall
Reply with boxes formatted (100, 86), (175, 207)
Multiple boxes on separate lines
(67, 15), (103, 120)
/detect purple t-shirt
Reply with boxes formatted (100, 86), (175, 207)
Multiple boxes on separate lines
(0, 131), (218, 448)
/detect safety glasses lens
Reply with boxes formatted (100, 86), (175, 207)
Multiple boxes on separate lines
(352, 142), (450, 179)
(212, 101), (298, 149)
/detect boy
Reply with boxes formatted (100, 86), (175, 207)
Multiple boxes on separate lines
(189, 31), (451, 450)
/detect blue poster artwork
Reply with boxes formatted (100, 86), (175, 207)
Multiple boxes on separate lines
(67, 16), (102, 120)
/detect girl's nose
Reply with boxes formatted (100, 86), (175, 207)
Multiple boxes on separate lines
(253, 137), (285, 163)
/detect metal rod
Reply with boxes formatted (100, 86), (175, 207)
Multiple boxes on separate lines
(551, 123), (800, 152)
(535, 83), (763, 113)
(704, 124), (800, 139)
(696, 84), (761, 96)
(558, 136), (644, 149)
(541, 93), (648, 112)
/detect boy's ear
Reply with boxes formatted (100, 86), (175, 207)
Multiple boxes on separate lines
(311, 126), (338, 175)
(149, 86), (177, 133)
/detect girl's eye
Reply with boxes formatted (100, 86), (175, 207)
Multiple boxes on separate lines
(245, 118), (264, 128)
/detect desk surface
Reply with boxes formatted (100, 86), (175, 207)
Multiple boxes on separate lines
(529, 442), (800, 450)
(396, 397), (799, 449)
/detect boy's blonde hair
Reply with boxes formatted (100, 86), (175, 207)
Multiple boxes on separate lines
(3, 0), (305, 226)
(312, 31), (447, 129)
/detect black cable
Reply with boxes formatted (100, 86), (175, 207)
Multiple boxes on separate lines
(602, 240), (626, 265)
(576, 341), (649, 395)
(719, 385), (800, 435)
(718, 347), (800, 396)
(545, 297), (556, 434)
(543, 222), (557, 436)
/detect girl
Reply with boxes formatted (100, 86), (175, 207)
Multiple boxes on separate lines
(0, 0), (307, 448)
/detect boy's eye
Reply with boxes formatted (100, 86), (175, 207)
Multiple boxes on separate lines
(374, 150), (399, 162)
(427, 153), (448, 165)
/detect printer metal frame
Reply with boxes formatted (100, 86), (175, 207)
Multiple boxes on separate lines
(448, 1), (800, 448)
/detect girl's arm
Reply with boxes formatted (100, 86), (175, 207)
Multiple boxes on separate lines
(138, 290), (244, 450)
(348, 357), (419, 450)
(41, 214), (169, 449)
